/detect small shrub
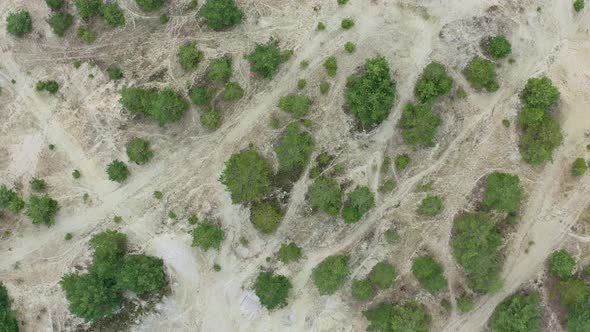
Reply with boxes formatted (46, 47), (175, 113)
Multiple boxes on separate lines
(77, 28), (96, 43)
(199, 0), (243, 30)
(159, 14), (169, 24)
(319, 81), (330, 94)
(274, 122), (315, 178)
(6, 10), (33, 37)
(398, 103), (442, 146)
(72, 169), (81, 179)
(126, 137), (154, 165)
(297, 79), (307, 89)
(113, 215), (122, 223)
(342, 186), (375, 224)
(457, 294), (474, 313)
(36, 80), (60, 94)
(178, 42), (204, 71)
(341, 18), (354, 29)
(308, 176), (342, 216)
(344, 42), (356, 53)
(466, 56), (498, 92)
(101, 3), (126, 27)
(337, 0), (349, 5)
(384, 227), (399, 244)
(278, 242), (302, 263)
(213, 263), (221, 271)
(254, 272), (292, 310)
(200, 108), (223, 129)
(106, 160), (129, 183)
(153, 191), (163, 199)
(48, 144), (56, 150)
(502, 119), (510, 127)
(572, 158), (588, 176)
(317, 22), (326, 31)
(30, 178), (47, 192)
(278, 94), (311, 118)
(324, 56), (338, 77)
(246, 40), (291, 79)
(548, 249), (576, 279)
(574, 0), (585, 12)
(250, 201), (283, 234)
(369, 261), (396, 289)
(65, 233), (73, 240)
(190, 86), (215, 106)
(490, 292), (542, 332)
(207, 57), (232, 82)
(312, 255), (350, 295)
(414, 62), (453, 104)
(223, 82), (243, 101)
(521, 76), (560, 110)
(482, 172), (524, 213)
(351, 279), (374, 301)
(417, 195), (444, 216)
(379, 179), (396, 193)
(26, 195), (59, 226)
(192, 221), (224, 251)
(558, 278), (589, 310)
(457, 87), (467, 98)
(219, 146), (273, 204)
(188, 214), (198, 225)
(363, 302), (432, 332)
(75, 0), (102, 19)
(106, 66), (124, 80)
(486, 36), (512, 59)
(47, 0), (65, 10)
(395, 154), (410, 170)
(0, 185), (25, 214)
(300, 60), (310, 69)
(412, 256), (447, 293)
(135, 0), (165, 12)
(49, 12), (74, 37)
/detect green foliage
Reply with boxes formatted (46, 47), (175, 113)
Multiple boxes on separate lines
(351, 279), (374, 301)
(106, 160), (129, 183)
(342, 186), (375, 223)
(0, 185), (25, 214)
(571, 158), (587, 176)
(200, 108), (222, 129)
(502, 119), (510, 127)
(337, 0), (349, 5)
(36, 80), (60, 94)
(451, 212), (502, 293)
(30, 177), (47, 191)
(7, 10), (33, 37)
(254, 272), (292, 310)
(398, 103), (442, 146)
(412, 256), (447, 293)
(153, 191), (163, 199)
(192, 221), (224, 251)
(278, 94), (311, 118)
(61, 272), (123, 321)
(548, 249), (576, 279)
(207, 57), (232, 82)
(344, 42), (356, 53)
(466, 56), (498, 92)
(319, 81), (330, 94)
(414, 62), (453, 104)
(379, 179), (396, 193)
(135, 0), (165, 12)
(324, 56), (338, 77)
(199, 0), (243, 30)
(190, 86), (215, 106)
(120, 87), (189, 126)
(75, 0), (102, 19)
(274, 122), (315, 178)
(77, 27), (96, 43)
(417, 195), (444, 216)
(518, 106), (562, 165)
(278, 242), (302, 263)
(0, 283), (18, 332)
(219, 146), (273, 204)
(159, 14), (169, 24)
(559, 279), (589, 310)
(490, 292), (542, 332)
(126, 137), (154, 165)
(223, 82), (243, 101)
(395, 154), (410, 170)
(345, 57), (396, 129)
(567, 300), (590, 332)
(341, 18), (354, 29)
(47, 0), (65, 10)
(308, 176), (342, 216)
(457, 87), (467, 98)
(246, 40), (291, 79)
(486, 36), (512, 59)
(250, 201), (283, 234)
(49, 12), (73, 37)
(65, 233), (73, 240)
(482, 172), (524, 213)
(300, 60), (310, 69)
(363, 302), (432, 332)
(297, 79), (307, 89)
(117, 255), (167, 295)
(457, 294), (474, 313)
(101, 3), (126, 27)
(26, 195), (59, 226)
(312, 255), (350, 295)
(574, 0), (585, 12)
(213, 263), (221, 271)
(106, 66), (124, 80)
(369, 261), (396, 289)
(178, 42), (204, 71)
(521, 76), (560, 110)
(384, 227), (399, 244)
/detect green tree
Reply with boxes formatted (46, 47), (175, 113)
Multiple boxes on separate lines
(200, 108), (222, 129)
(398, 103), (442, 146)
(250, 201), (283, 234)
(417, 195), (444, 216)
(490, 292), (542, 332)
(75, 0), (103, 19)
(0, 283), (18, 332)
(351, 279), (374, 301)
(199, 0), (243, 30)
(548, 249), (576, 279)
(274, 122), (315, 178)
(120, 87), (189, 127)
(518, 108), (562, 165)
(126, 137), (154, 165)
(106, 66), (124, 80)
(308, 176), (342, 216)
(49, 12), (73, 37)
(0, 185), (25, 214)
(246, 40), (291, 79)
(207, 57), (232, 82)
(30, 177), (47, 191)
(253, 272), (292, 310)
(342, 186), (375, 224)
(106, 160), (129, 183)
(412, 256), (447, 294)
(344, 42), (356, 53)
(571, 158), (587, 176)
(6, 10), (33, 37)
(341, 18), (354, 29)
(219, 146), (273, 204)
(466, 56), (498, 92)
(451, 212), (502, 293)
(278, 242), (302, 263)
(486, 36), (512, 59)
(135, 0), (165, 12)
(278, 94), (311, 118)
(521, 76), (560, 110)
(46, 0), (65, 10)
(414, 62), (453, 104)
(574, 0), (585, 12)
(457, 294), (474, 313)
(60, 272), (123, 321)
(190, 86), (215, 106)
(363, 302), (432, 332)
(482, 172), (524, 213)
(369, 261), (396, 289)
(90, 230), (127, 276)
(223, 82), (243, 101)
(101, 3), (126, 27)
(312, 255), (350, 295)
(117, 255), (167, 295)
(178, 42), (204, 71)
(395, 154), (410, 170)
(36, 80), (60, 94)
(192, 221), (224, 251)
(558, 279), (590, 310)
(345, 57), (396, 129)
(324, 56), (338, 76)
(26, 195), (59, 226)
(77, 27), (96, 43)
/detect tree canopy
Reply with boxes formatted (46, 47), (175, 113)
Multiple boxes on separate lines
(278, 94), (311, 118)
(26, 194), (59, 226)
(219, 146), (273, 204)
(246, 40), (291, 79)
(369, 262), (396, 289)
(342, 185), (375, 224)
(199, 0), (243, 30)
(274, 123), (315, 178)
(307, 176), (342, 216)
(312, 255), (350, 295)
(417, 195), (444, 216)
(250, 201), (283, 234)
(126, 137), (154, 165)
(253, 272), (292, 310)
(49, 12), (73, 37)
(101, 3), (126, 27)
(135, 0), (165, 12)
(482, 172), (524, 213)
(521, 76), (560, 110)
(412, 256), (447, 294)
(75, 0), (102, 19)
(486, 36), (512, 59)
(178, 42), (204, 71)
(207, 57), (233, 82)
(363, 301), (432, 332)
(547, 249), (576, 279)
(117, 255), (167, 295)
(120, 87), (189, 127)
(192, 221), (224, 251)
(0, 185), (25, 214)
(106, 160), (129, 183)
(414, 62), (453, 104)
(6, 10), (33, 37)
(351, 279), (374, 301)
(466, 56), (498, 92)
(490, 292), (542, 332)
(0, 284), (18, 332)
(277, 242), (302, 264)
(398, 103), (442, 146)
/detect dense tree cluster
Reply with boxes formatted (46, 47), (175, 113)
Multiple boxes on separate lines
(490, 292), (542, 332)
(312, 255), (350, 295)
(253, 272), (292, 310)
(246, 40), (292, 79)
(412, 256), (447, 294)
(398, 103), (442, 146)
(120, 87), (189, 127)
(414, 62), (453, 104)
(199, 0), (243, 30)
(482, 172), (524, 213)
(363, 301), (432, 332)
(6, 10), (33, 37)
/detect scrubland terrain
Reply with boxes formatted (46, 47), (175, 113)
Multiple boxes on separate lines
(1, 0), (590, 331)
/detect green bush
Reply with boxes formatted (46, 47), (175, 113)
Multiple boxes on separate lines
(223, 82), (243, 101)
(319, 81), (330, 94)
(178, 42), (204, 71)
(190, 86), (215, 106)
(558, 279), (589, 310)
(46, 0), (65, 10)
(254, 272), (292, 310)
(26, 194), (59, 226)
(414, 62), (453, 104)
(49, 12), (73, 37)
(412, 256), (447, 294)
(297, 79), (307, 89)
(384, 227), (399, 244)
(75, 0), (102, 19)
(398, 103), (442, 146)
(199, 0), (243, 30)
(466, 56), (498, 92)
(72, 169), (81, 179)
(278, 242), (302, 263)
(192, 221), (224, 251)
(482, 172), (524, 213)
(101, 3), (126, 27)
(30, 177), (47, 191)
(0, 185), (25, 214)
(106, 66), (124, 80)
(417, 195), (444, 216)
(342, 186), (375, 223)
(77, 27), (96, 43)
(120, 87), (189, 127)
(246, 40), (291, 79)
(363, 302), (432, 332)
(324, 56), (338, 77)
(566, 299), (590, 331)
(117, 255), (167, 295)
(518, 108), (562, 165)
(344, 42), (356, 53)
(345, 57), (396, 129)
(219, 146), (273, 204)
(106, 160), (129, 183)
(337, 0), (349, 5)
(61, 272), (123, 321)
(451, 212), (502, 293)
(486, 36), (512, 59)
(36, 80), (60, 94)
(457, 294), (474, 313)
(395, 154), (410, 170)
(200, 108), (223, 129)
(312, 255), (350, 295)
(308, 176), (342, 216)
(572, 158), (588, 176)
(369, 261), (396, 289)
(548, 249), (576, 279)
(0, 283), (18, 332)
(6, 10), (33, 37)
(341, 18), (354, 29)
(574, 0), (585, 12)
(274, 122), (315, 178)
(278, 94), (311, 118)
(521, 76), (560, 110)
(379, 179), (397, 193)
(250, 201), (283, 234)
(316, 22), (326, 31)
(126, 137), (154, 165)
(490, 292), (542, 332)
(207, 57), (232, 82)
(351, 279), (374, 301)
(135, 0), (165, 12)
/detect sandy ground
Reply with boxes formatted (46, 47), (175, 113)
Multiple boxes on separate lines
(1, 0), (590, 331)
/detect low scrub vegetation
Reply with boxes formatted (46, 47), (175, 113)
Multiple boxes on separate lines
(75, 0), (102, 19)
(363, 301), (432, 332)
(36, 80), (60, 94)
(571, 158), (588, 176)
(369, 261), (396, 289)
(412, 256), (447, 294)
(6, 10), (32, 37)
(192, 221), (224, 251)
(49, 12), (73, 37)
(0, 283), (18, 331)
(398, 103), (442, 146)
(126, 137), (154, 165)
(101, 3), (126, 27)
(199, 0), (243, 30)
(135, 0), (164, 12)
(250, 201), (283, 234)
(417, 195), (444, 216)
(178, 42), (204, 71)
(482, 172), (524, 213)
(219, 146), (273, 204)
(486, 36), (512, 59)
(207, 57), (233, 82)
(465, 56), (498, 92)
(120, 87), (189, 127)
(312, 255), (350, 295)
(106, 160), (129, 183)
(27, 195), (59, 226)
(278, 94), (311, 118)
(414, 62), (453, 104)
(547, 249), (576, 279)
(246, 40), (292, 79)
(253, 272), (292, 310)
(490, 292), (542, 332)
(0, 185), (25, 214)
(342, 186), (375, 223)
(274, 123), (315, 179)
(277, 242), (302, 263)
(307, 176), (342, 216)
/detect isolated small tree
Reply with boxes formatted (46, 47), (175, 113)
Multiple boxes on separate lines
(395, 154), (410, 170)
(77, 27), (96, 43)
(0, 185), (25, 214)
(49, 12), (74, 37)
(384, 227), (400, 244)
(398, 103), (442, 146)
(117, 255), (167, 295)
(246, 40), (291, 79)
(337, 0), (349, 4)
(574, 0), (585, 12)
(308, 176), (342, 216)
(254, 272), (292, 310)
(6, 10), (33, 37)
(200, 108), (222, 129)
(75, 0), (103, 19)
(101, 3), (126, 27)
(274, 122), (315, 177)
(341, 18), (354, 29)
(190, 86), (215, 106)
(457, 294), (474, 313)
(207, 57), (232, 82)
(414, 62), (453, 104)
(490, 292), (542, 332)
(324, 56), (338, 77)
(351, 279), (374, 301)
(30, 177), (47, 192)
(344, 42), (356, 53)
(278, 94), (311, 118)
(486, 36), (512, 59)
(312, 255), (350, 295)
(342, 186), (375, 224)
(466, 56), (498, 92)
(192, 221), (224, 251)
(278, 242), (302, 263)
(106, 160), (129, 183)
(60, 272), (123, 321)
(178, 42), (204, 71)
(316, 22), (326, 31)
(482, 172), (524, 213)
(199, 0), (243, 30)
(364, 302), (432, 332)
(223, 82), (244, 101)
(370, 261), (396, 289)
(417, 195), (444, 216)
(46, 0), (65, 10)
(548, 249), (576, 279)
(412, 256), (447, 294)
(219, 146), (273, 204)
(26, 194), (59, 226)
(106, 66), (124, 80)
(135, 0), (165, 12)
(126, 137), (154, 165)
(250, 201), (283, 234)
(571, 158), (588, 176)
(521, 76), (560, 110)
(36, 80), (60, 94)
(147, 88), (190, 126)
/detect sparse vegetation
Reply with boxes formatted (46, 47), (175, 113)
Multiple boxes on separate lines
(395, 154), (410, 170)
(308, 176), (342, 216)
(312, 255), (350, 295)
(178, 42), (204, 71)
(49, 12), (74, 37)
(0, 185), (25, 214)
(398, 103), (442, 146)
(412, 256), (447, 294)
(341, 18), (354, 29)
(297, 79), (307, 89)
(199, 0), (243, 30)
(77, 27), (96, 43)
(384, 227), (400, 244)
(417, 195), (444, 216)
(351, 279), (374, 301)
(106, 160), (129, 183)
(30, 178), (47, 192)
(317, 22), (326, 31)
(342, 186), (375, 224)
(466, 56), (499, 92)
(324, 56), (338, 76)
(0, 283), (18, 332)
(278, 94), (311, 118)
(548, 249), (576, 279)
(36, 80), (60, 94)
(574, 0), (585, 12)
(344, 42), (356, 53)
(320, 81), (330, 94)
(219, 146), (273, 204)
(457, 294), (474, 313)
(106, 66), (124, 80)
(415, 62), (453, 104)
(482, 172), (524, 213)
(223, 82), (244, 101)
(490, 292), (542, 332)
(192, 221), (224, 251)
(379, 179), (396, 193)
(6, 10), (33, 37)
(47, 0), (65, 10)
(200, 108), (222, 129)
(190, 86), (215, 106)
(278, 242), (302, 263)
(246, 40), (291, 79)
